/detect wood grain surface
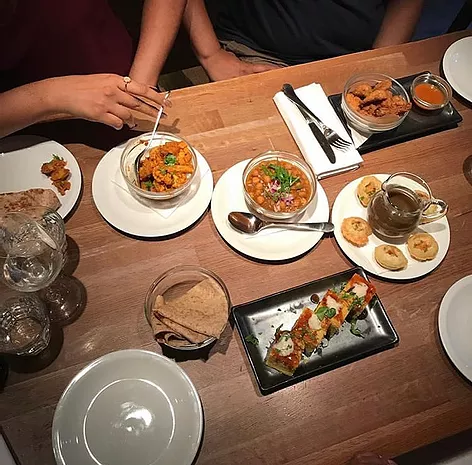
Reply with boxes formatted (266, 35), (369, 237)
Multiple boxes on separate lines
(1, 31), (472, 465)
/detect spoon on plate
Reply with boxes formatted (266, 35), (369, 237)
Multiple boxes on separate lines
(228, 211), (334, 234)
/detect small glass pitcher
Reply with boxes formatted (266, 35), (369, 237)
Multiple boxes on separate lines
(367, 172), (448, 240)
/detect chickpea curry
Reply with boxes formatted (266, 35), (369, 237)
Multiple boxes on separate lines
(138, 141), (194, 192)
(245, 160), (312, 213)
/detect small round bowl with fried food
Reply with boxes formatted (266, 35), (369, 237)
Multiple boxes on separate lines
(375, 245), (408, 271)
(341, 217), (372, 247)
(407, 232), (439, 261)
(357, 175), (382, 207)
(341, 73), (411, 133)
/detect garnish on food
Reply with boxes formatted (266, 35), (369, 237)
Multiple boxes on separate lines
(245, 159), (311, 213)
(245, 334), (260, 346)
(138, 141), (194, 192)
(41, 154), (71, 196)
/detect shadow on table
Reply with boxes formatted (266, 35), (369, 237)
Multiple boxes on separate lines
(5, 322), (64, 373)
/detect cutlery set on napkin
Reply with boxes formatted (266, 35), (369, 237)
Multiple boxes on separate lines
(274, 82), (366, 179)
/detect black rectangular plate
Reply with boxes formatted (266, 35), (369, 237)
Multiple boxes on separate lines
(232, 267), (399, 395)
(328, 71), (463, 154)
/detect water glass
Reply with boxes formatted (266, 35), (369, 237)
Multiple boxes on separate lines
(0, 293), (51, 355)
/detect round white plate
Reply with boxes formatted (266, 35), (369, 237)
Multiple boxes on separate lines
(0, 135), (82, 218)
(92, 145), (213, 237)
(211, 159), (330, 261)
(332, 174), (450, 280)
(439, 275), (472, 382)
(443, 36), (472, 103)
(52, 349), (203, 465)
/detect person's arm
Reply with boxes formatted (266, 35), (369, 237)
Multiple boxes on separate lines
(183, 0), (279, 81)
(129, 0), (188, 85)
(0, 74), (168, 138)
(373, 0), (424, 48)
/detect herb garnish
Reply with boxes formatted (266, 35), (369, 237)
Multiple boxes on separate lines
(244, 334), (259, 346)
(316, 306), (337, 320)
(261, 163), (300, 202)
(143, 180), (154, 190)
(52, 154), (63, 161)
(164, 154), (177, 165)
(350, 320), (364, 338)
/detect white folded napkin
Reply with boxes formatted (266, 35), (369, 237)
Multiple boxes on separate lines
(0, 434), (17, 465)
(274, 83), (363, 179)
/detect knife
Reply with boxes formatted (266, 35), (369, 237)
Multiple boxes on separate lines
(307, 120), (336, 164)
(282, 84), (336, 164)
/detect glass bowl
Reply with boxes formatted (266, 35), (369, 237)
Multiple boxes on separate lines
(120, 132), (198, 201)
(242, 150), (317, 220)
(411, 73), (452, 111)
(144, 265), (231, 351)
(341, 73), (411, 133)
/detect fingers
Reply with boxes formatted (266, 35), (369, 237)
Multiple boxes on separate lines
(119, 78), (172, 108)
(117, 90), (159, 119)
(109, 103), (135, 129)
(100, 113), (124, 130)
(251, 63), (281, 73)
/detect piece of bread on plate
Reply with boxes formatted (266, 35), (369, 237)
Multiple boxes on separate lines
(291, 307), (329, 356)
(265, 329), (303, 376)
(320, 289), (351, 340)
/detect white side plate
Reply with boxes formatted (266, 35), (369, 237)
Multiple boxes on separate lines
(0, 135), (82, 218)
(443, 36), (472, 103)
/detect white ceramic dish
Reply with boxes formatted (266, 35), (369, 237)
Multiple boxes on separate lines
(52, 349), (203, 465)
(0, 135), (82, 218)
(211, 159), (330, 261)
(443, 36), (472, 103)
(92, 145), (213, 237)
(331, 174), (450, 280)
(439, 275), (472, 382)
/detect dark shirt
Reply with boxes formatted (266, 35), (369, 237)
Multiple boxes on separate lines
(215, 0), (387, 65)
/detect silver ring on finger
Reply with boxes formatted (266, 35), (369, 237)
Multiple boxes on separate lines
(123, 76), (132, 92)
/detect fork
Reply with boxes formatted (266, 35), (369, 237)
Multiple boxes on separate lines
(282, 83), (353, 152)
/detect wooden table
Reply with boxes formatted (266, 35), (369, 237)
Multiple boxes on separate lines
(1, 31), (472, 465)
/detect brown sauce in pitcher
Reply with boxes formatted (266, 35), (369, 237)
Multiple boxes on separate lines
(368, 185), (422, 239)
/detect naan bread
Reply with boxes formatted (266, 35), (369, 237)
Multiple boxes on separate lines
(0, 188), (61, 214)
(154, 278), (228, 338)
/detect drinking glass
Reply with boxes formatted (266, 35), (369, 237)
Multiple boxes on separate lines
(1, 207), (82, 323)
(0, 293), (51, 355)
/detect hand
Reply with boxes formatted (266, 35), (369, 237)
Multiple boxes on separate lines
(42, 74), (171, 129)
(348, 452), (397, 465)
(200, 48), (280, 81)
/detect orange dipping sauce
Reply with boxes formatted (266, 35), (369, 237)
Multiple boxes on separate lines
(414, 83), (445, 105)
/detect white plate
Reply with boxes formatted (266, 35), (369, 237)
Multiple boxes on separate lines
(211, 159), (330, 261)
(332, 174), (450, 280)
(0, 135), (82, 218)
(92, 146), (213, 237)
(443, 36), (472, 103)
(52, 349), (203, 465)
(439, 275), (472, 382)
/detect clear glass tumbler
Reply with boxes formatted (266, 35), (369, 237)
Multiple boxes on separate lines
(0, 293), (51, 355)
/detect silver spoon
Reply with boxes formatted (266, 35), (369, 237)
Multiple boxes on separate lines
(134, 90), (171, 182)
(228, 211), (334, 234)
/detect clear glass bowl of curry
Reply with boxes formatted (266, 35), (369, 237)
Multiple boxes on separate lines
(120, 132), (198, 200)
(243, 151), (316, 220)
(411, 73), (452, 111)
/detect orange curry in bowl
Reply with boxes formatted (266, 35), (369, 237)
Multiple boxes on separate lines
(138, 141), (194, 192)
(245, 160), (312, 213)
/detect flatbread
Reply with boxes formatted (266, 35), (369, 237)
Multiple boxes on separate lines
(151, 295), (209, 345)
(155, 278), (228, 338)
(0, 188), (61, 214)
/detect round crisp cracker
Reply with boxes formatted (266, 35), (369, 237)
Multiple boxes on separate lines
(357, 176), (382, 207)
(341, 217), (372, 247)
(407, 232), (439, 261)
(375, 245), (408, 270)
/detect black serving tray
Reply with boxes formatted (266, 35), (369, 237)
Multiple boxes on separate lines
(328, 71), (463, 154)
(232, 267), (398, 395)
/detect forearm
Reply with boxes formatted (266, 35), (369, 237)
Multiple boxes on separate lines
(129, 0), (187, 85)
(183, 0), (221, 62)
(0, 81), (67, 139)
(373, 0), (424, 48)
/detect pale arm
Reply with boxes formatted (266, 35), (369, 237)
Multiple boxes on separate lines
(373, 0), (424, 48)
(129, 0), (188, 85)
